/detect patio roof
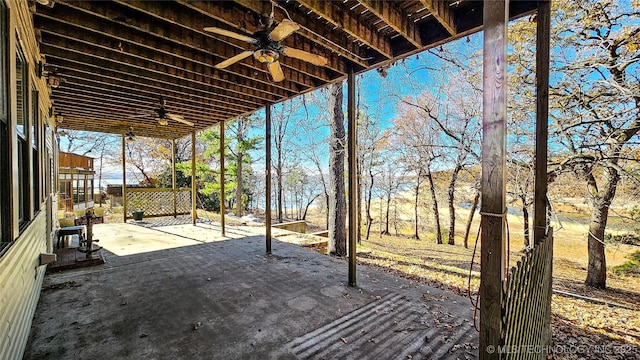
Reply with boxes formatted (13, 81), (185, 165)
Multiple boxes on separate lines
(34, 0), (538, 139)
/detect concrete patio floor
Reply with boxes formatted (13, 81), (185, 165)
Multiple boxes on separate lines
(24, 222), (478, 359)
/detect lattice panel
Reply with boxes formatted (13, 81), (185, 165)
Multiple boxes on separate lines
(501, 230), (554, 360)
(125, 188), (191, 218)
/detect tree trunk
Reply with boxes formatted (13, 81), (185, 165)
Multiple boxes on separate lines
(327, 83), (347, 256)
(584, 168), (619, 289)
(463, 190), (480, 249)
(236, 154), (243, 216)
(447, 166), (462, 245)
(413, 180), (420, 240)
(585, 203), (609, 288)
(426, 171), (442, 244)
(522, 200), (530, 248)
(383, 195), (391, 235)
(364, 168), (374, 241)
(277, 161), (283, 222)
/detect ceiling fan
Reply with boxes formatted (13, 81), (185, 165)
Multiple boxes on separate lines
(204, 14), (328, 82)
(130, 97), (194, 126)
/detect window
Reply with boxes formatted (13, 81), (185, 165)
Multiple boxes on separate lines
(87, 175), (94, 202)
(16, 42), (30, 228)
(1, 1), (10, 252)
(32, 88), (40, 213)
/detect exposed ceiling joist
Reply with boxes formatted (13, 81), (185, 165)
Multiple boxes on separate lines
(33, 0), (539, 140)
(358, 0), (422, 49)
(418, 0), (457, 35)
(296, 0), (394, 59)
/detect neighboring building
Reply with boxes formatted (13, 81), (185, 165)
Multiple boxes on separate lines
(0, 0), (58, 359)
(58, 152), (94, 212)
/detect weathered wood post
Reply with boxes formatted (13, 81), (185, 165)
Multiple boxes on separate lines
(534, 1), (551, 246)
(172, 139), (177, 218)
(266, 104), (272, 254)
(480, 0), (508, 358)
(122, 135), (127, 222)
(534, 0), (553, 348)
(192, 131), (197, 225)
(348, 65), (357, 287)
(220, 121), (225, 236)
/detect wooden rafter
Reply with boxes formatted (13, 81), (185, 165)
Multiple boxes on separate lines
(32, 0), (538, 139)
(418, 0), (457, 35)
(296, 0), (394, 59)
(358, 0), (422, 48)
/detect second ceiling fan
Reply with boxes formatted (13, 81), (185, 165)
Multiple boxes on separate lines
(131, 97), (194, 127)
(204, 12), (328, 82)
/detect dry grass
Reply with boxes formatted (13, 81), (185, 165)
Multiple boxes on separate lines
(320, 206), (640, 359)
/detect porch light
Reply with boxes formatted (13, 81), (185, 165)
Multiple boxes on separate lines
(47, 75), (62, 88)
(55, 113), (64, 123)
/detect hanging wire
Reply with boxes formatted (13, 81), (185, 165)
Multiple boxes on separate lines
(468, 218), (482, 332)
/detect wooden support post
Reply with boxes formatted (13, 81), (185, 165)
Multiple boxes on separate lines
(265, 104), (272, 254)
(122, 135), (127, 222)
(172, 139), (177, 218)
(192, 131), (197, 225)
(219, 121), (225, 236)
(347, 66), (357, 287)
(480, 1), (508, 359)
(534, 0), (552, 348)
(533, 0), (551, 246)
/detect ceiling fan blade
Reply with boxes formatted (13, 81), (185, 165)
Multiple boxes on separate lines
(167, 113), (194, 126)
(268, 19), (300, 41)
(282, 47), (328, 66)
(267, 61), (285, 82)
(203, 27), (257, 44)
(215, 50), (254, 69)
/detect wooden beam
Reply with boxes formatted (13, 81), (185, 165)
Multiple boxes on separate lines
(359, 0), (422, 48)
(533, 0), (550, 246)
(417, 0), (457, 35)
(347, 66), (357, 287)
(122, 135), (127, 221)
(35, 8), (302, 97)
(192, 131), (197, 225)
(220, 121), (226, 237)
(480, 1), (508, 359)
(296, 0), (394, 59)
(108, 0), (332, 84)
(50, 0), (320, 88)
(172, 139), (177, 218)
(177, 0), (348, 75)
(265, 104), (272, 254)
(45, 58), (255, 112)
(39, 31), (276, 106)
(56, 114), (198, 140)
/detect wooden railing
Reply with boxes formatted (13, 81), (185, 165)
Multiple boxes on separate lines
(501, 229), (553, 359)
(125, 188), (191, 219)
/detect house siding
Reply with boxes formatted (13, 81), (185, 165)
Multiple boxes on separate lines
(0, 0), (55, 358)
(0, 211), (47, 360)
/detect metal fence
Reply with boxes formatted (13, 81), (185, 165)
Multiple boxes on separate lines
(501, 229), (554, 360)
(125, 188), (191, 219)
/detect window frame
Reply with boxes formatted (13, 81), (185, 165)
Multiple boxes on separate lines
(16, 40), (30, 230)
(0, 0), (10, 254)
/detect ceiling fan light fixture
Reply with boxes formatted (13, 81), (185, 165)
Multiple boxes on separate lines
(254, 49), (278, 64)
(157, 118), (168, 126)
